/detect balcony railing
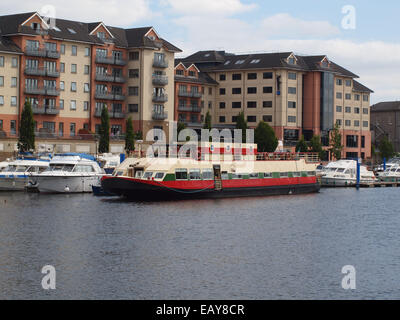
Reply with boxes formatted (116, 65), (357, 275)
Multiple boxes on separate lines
(110, 111), (126, 119)
(44, 87), (60, 96)
(152, 110), (168, 120)
(95, 91), (125, 101)
(46, 69), (60, 78)
(95, 55), (127, 66)
(178, 105), (202, 112)
(178, 91), (203, 98)
(24, 86), (46, 95)
(95, 73), (126, 83)
(24, 47), (60, 58)
(32, 105), (59, 115)
(153, 59), (169, 68)
(152, 93), (168, 103)
(152, 75), (168, 86)
(25, 67), (46, 76)
(46, 50), (60, 59)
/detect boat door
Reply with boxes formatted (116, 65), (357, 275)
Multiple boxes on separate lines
(213, 165), (222, 191)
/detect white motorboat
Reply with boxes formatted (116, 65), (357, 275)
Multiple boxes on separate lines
(0, 159), (50, 191)
(379, 163), (400, 182)
(97, 153), (121, 174)
(29, 153), (105, 193)
(320, 160), (376, 186)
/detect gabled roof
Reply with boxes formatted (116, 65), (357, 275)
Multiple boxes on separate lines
(353, 80), (374, 93)
(0, 35), (23, 54)
(371, 101), (400, 112)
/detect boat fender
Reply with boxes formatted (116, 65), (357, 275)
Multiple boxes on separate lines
(64, 186), (70, 192)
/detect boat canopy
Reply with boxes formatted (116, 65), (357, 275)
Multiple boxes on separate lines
(54, 153), (96, 161)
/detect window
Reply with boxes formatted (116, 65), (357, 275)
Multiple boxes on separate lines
(248, 87), (257, 94)
(70, 100), (76, 110)
(219, 74), (226, 81)
(70, 123), (76, 137)
(85, 47), (90, 56)
(345, 80), (352, 87)
(247, 101), (257, 108)
(247, 116), (256, 123)
(263, 87), (273, 94)
(219, 88), (226, 95)
(10, 120), (16, 134)
(0, 95), (4, 105)
(71, 82), (77, 92)
(219, 102), (226, 109)
(232, 116), (238, 122)
(248, 73), (257, 80)
(355, 94), (360, 101)
(60, 63), (65, 73)
(336, 79), (342, 85)
(129, 51), (139, 60)
(288, 72), (297, 80)
(0, 56), (4, 67)
(11, 96), (17, 106)
(288, 57), (296, 64)
(60, 99), (64, 110)
(129, 86), (139, 96)
(71, 45), (77, 56)
(232, 88), (241, 94)
(71, 64), (77, 73)
(363, 95), (369, 102)
(232, 74), (241, 81)
(345, 106), (351, 113)
(208, 88), (212, 95)
(250, 59), (260, 64)
(0, 76), (3, 86)
(346, 135), (358, 148)
(363, 121), (369, 128)
(354, 107), (360, 114)
(345, 120), (351, 127)
(354, 120), (360, 127)
(361, 136), (365, 148)
(288, 116), (296, 123)
(84, 65), (90, 74)
(11, 77), (17, 87)
(363, 108), (369, 115)
(219, 116), (226, 123)
(176, 69), (183, 76)
(129, 69), (139, 78)
(336, 92), (342, 99)
(60, 81), (65, 91)
(232, 102), (241, 108)
(208, 101), (212, 109)
(11, 57), (18, 67)
(175, 169), (188, 180)
(345, 93), (352, 100)
(336, 106), (342, 112)
(263, 101), (272, 108)
(263, 115), (272, 122)
(84, 83), (90, 92)
(128, 104), (138, 112)
(336, 119), (342, 126)
(288, 101), (296, 109)
(60, 44), (65, 54)
(263, 72), (273, 79)
(288, 87), (296, 94)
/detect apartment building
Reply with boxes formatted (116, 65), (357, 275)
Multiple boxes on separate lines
(176, 50), (373, 159)
(174, 62), (218, 130)
(0, 12), (181, 153)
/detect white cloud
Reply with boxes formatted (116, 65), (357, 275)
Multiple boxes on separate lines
(163, 0), (256, 16)
(261, 13), (340, 38)
(0, 0), (154, 27)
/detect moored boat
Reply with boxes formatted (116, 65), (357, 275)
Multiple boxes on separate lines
(379, 163), (400, 182)
(101, 143), (320, 201)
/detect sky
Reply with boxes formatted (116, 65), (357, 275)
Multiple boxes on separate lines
(1, 0), (399, 103)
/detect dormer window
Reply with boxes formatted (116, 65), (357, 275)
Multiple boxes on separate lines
(176, 69), (184, 76)
(224, 60), (231, 65)
(148, 35), (156, 41)
(188, 71), (196, 77)
(67, 28), (76, 34)
(288, 57), (296, 65)
(204, 53), (211, 57)
(321, 59), (329, 68)
(235, 60), (245, 65)
(31, 23), (40, 31)
(250, 59), (260, 64)
(97, 31), (106, 40)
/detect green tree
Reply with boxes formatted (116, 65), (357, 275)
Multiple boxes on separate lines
(235, 112), (248, 143)
(18, 100), (35, 153)
(254, 121), (278, 152)
(329, 123), (343, 160)
(98, 106), (110, 154)
(125, 117), (135, 153)
(295, 135), (308, 152)
(379, 136), (395, 160)
(177, 122), (186, 135)
(309, 135), (324, 159)
(203, 111), (212, 130)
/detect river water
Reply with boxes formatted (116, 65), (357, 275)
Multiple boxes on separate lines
(0, 188), (399, 300)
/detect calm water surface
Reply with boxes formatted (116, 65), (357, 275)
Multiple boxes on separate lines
(0, 188), (399, 299)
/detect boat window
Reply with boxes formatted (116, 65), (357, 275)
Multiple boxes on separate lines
(231, 173), (239, 179)
(115, 171), (124, 176)
(280, 172), (289, 178)
(396, 169), (400, 172)
(249, 173), (259, 179)
(221, 172), (229, 180)
(155, 172), (165, 179)
(264, 173), (272, 178)
(3, 165), (16, 172)
(135, 170), (143, 178)
(143, 172), (153, 179)
(202, 169), (213, 180)
(74, 165), (94, 173)
(391, 168), (397, 172)
(307, 171), (316, 176)
(175, 169), (188, 180)
(316, 165), (324, 170)
(15, 166), (27, 172)
(189, 169), (201, 180)
(328, 167), (337, 172)
(344, 169), (350, 174)
(293, 172), (301, 177)
(336, 168), (345, 173)
(26, 166), (38, 173)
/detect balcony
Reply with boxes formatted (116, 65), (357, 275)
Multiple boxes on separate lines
(152, 75), (168, 86)
(32, 105), (45, 114)
(95, 55), (127, 66)
(46, 50), (60, 59)
(94, 109), (103, 117)
(44, 87), (60, 96)
(178, 91), (203, 98)
(152, 93), (168, 103)
(95, 73), (126, 83)
(46, 69), (60, 78)
(95, 91), (125, 101)
(178, 105), (202, 113)
(25, 46), (47, 57)
(152, 110), (168, 120)
(153, 59), (169, 68)
(24, 86), (46, 95)
(110, 111), (126, 119)
(25, 67), (46, 76)
(32, 105), (59, 115)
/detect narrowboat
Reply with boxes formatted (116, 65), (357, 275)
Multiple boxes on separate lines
(101, 143), (320, 200)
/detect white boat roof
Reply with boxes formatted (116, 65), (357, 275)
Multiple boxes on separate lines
(7, 159), (50, 167)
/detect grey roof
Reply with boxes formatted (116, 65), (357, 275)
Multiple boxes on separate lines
(175, 72), (219, 86)
(353, 80), (374, 93)
(371, 101), (400, 112)
(0, 36), (23, 54)
(0, 12), (181, 51)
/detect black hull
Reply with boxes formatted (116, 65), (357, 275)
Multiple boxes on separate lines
(101, 177), (320, 201)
